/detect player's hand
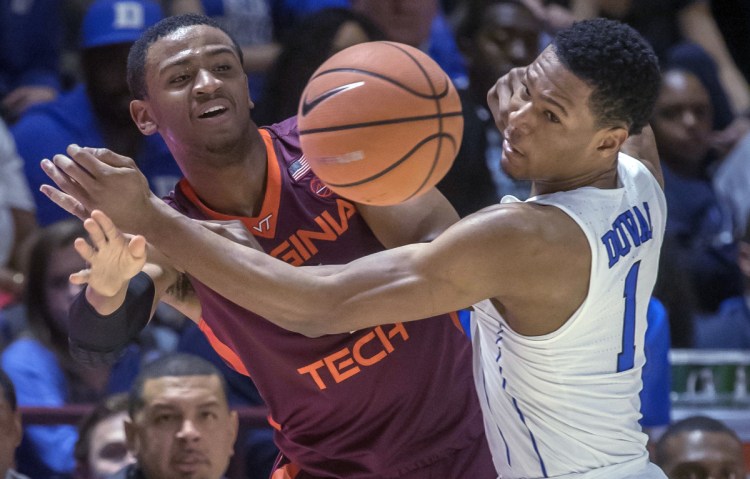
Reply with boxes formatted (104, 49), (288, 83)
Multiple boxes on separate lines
(40, 144), (157, 233)
(70, 210), (147, 297)
(487, 67), (528, 135)
(39, 183), (89, 221)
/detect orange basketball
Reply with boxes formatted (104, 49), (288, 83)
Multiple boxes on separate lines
(297, 41), (463, 206)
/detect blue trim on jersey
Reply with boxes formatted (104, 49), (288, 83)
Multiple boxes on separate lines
(482, 371), (512, 466)
(512, 397), (548, 478)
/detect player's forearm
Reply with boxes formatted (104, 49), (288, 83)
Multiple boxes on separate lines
(138, 196), (440, 336)
(69, 272), (155, 365)
(85, 282), (128, 316)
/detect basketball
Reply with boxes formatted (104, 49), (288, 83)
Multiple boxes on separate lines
(297, 41), (464, 206)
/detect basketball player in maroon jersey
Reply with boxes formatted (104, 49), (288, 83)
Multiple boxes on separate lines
(41, 14), (495, 479)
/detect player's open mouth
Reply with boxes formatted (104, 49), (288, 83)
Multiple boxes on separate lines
(503, 138), (524, 157)
(199, 106), (228, 118)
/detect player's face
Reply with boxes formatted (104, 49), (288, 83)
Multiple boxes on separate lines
(500, 47), (615, 189)
(660, 430), (745, 479)
(651, 70), (713, 172)
(126, 375), (238, 479)
(135, 25), (253, 156)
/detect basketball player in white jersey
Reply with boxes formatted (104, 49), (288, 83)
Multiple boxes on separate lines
(43, 17), (667, 479)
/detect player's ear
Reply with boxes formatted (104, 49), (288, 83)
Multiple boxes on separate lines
(130, 99), (158, 135)
(595, 126), (628, 158)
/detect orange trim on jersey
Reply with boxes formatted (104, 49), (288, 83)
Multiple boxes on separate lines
(449, 311), (462, 332)
(271, 463), (300, 479)
(197, 318), (250, 376)
(176, 128), (282, 239)
(268, 415), (282, 431)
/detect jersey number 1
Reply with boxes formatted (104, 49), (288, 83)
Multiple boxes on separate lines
(617, 261), (640, 372)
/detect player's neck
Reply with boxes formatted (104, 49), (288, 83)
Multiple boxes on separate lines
(177, 129), (269, 217)
(531, 164), (619, 196)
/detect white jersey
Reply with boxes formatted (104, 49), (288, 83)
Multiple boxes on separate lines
(472, 153), (668, 479)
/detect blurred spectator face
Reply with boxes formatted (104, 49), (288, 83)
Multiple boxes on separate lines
(658, 428), (746, 479)
(125, 375), (238, 479)
(351, 0), (437, 47)
(475, 2), (540, 90)
(45, 242), (85, 333)
(651, 69), (713, 171)
(0, 389), (21, 477)
(479, 2), (540, 78)
(88, 411), (134, 479)
(84, 43), (135, 127)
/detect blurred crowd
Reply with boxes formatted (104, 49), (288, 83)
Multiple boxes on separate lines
(0, 0), (749, 478)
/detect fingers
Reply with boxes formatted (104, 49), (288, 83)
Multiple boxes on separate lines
(40, 157), (91, 203)
(88, 210), (147, 260)
(90, 210), (121, 243)
(39, 184), (89, 220)
(73, 236), (96, 263)
(69, 269), (91, 286)
(128, 234), (147, 261)
(487, 67), (527, 133)
(69, 144), (134, 168)
(83, 215), (109, 248)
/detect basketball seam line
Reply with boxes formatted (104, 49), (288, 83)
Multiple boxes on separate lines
(298, 111), (462, 135)
(310, 67), (450, 100)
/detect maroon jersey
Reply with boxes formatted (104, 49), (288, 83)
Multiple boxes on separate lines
(165, 118), (488, 478)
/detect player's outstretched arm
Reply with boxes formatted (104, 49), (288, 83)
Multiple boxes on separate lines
(66, 211), (193, 365)
(41, 140), (576, 338)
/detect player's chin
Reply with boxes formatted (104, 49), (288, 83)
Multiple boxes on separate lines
(499, 154), (527, 181)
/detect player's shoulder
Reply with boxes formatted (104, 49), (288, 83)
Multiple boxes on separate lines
(460, 201), (574, 249)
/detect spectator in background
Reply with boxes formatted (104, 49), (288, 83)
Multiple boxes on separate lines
(0, 1), (62, 124)
(273, 0), (468, 88)
(713, 129), (750, 240)
(169, 0), (279, 100)
(0, 117), (36, 306)
(113, 353), (238, 479)
(691, 218), (750, 349)
(1, 220), (139, 479)
(654, 415), (747, 479)
(175, 326), (276, 479)
(253, 7), (385, 126)
(563, 0), (750, 121)
(74, 393), (134, 479)
(12, 0), (181, 226)
(650, 67), (744, 347)
(0, 369), (26, 479)
(440, 0), (543, 213)
(350, 0), (467, 87)
(710, 0), (750, 85)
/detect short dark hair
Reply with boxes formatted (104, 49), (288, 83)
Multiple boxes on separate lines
(0, 368), (16, 411)
(654, 415), (742, 464)
(552, 18), (660, 135)
(128, 353), (229, 417)
(127, 13), (244, 100)
(74, 392), (129, 464)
